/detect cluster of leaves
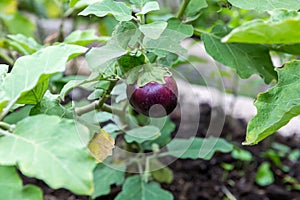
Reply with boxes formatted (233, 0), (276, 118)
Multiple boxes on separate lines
(1, 0), (300, 199)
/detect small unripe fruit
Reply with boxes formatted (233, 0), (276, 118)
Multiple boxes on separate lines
(126, 76), (178, 118)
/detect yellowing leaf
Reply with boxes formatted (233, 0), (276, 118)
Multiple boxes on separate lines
(88, 129), (115, 162)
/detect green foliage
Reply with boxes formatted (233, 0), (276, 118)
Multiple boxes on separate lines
(0, 166), (42, 200)
(125, 125), (161, 143)
(255, 162), (274, 186)
(0, 115), (96, 195)
(79, 0), (133, 21)
(228, 0), (300, 11)
(223, 10), (300, 44)
(202, 25), (277, 84)
(92, 164), (125, 199)
(245, 61), (300, 145)
(115, 176), (173, 200)
(167, 137), (233, 159)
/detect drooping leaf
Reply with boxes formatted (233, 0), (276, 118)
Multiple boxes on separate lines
(125, 125), (161, 143)
(139, 21), (168, 40)
(88, 129), (115, 162)
(6, 34), (42, 55)
(227, 0), (300, 11)
(202, 25), (277, 84)
(79, 0), (133, 21)
(0, 44), (86, 113)
(143, 18), (193, 54)
(111, 82), (127, 103)
(244, 61), (300, 145)
(92, 164), (125, 199)
(0, 115), (96, 195)
(115, 175), (173, 200)
(64, 30), (110, 46)
(0, 166), (43, 200)
(255, 162), (274, 186)
(167, 137), (233, 159)
(222, 10), (300, 44)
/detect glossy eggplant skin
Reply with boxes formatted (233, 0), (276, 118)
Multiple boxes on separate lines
(126, 76), (178, 118)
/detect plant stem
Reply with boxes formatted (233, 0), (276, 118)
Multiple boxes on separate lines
(75, 102), (123, 116)
(177, 0), (190, 20)
(0, 121), (14, 132)
(0, 128), (13, 136)
(0, 99), (17, 121)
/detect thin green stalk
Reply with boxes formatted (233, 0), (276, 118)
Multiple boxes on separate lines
(0, 50), (14, 66)
(177, 0), (190, 20)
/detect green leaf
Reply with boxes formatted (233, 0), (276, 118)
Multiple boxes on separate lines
(273, 44), (300, 55)
(244, 60), (300, 145)
(222, 10), (300, 44)
(231, 148), (252, 161)
(228, 0), (300, 11)
(30, 92), (73, 118)
(111, 83), (127, 103)
(92, 164), (125, 198)
(115, 175), (173, 200)
(64, 30), (110, 46)
(150, 159), (173, 184)
(0, 44), (86, 113)
(255, 162), (274, 186)
(143, 116), (175, 150)
(167, 137), (233, 159)
(140, 21), (168, 39)
(117, 54), (145, 73)
(78, 0), (133, 21)
(3, 105), (34, 124)
(126, 65), (172, 87)
(86, 40), (128, 72)
(183, 0), (207, 19)
(0, 12), (35, 36)
(0, 166), (43, 200)
(202, 25), (276, 84)
(137, 1), (160, 15)
(125, 125), (161, 143)
(6, 34), (42, 55)
(143, 18), (193, 54)
(0, 115), (96, 195)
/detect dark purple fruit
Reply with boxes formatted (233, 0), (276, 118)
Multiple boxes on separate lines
(126, 76), (178, 118)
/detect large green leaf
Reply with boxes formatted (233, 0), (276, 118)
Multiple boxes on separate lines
(244, 61), (300, 145)
(115, 175), (173, 200)
(139, 21), (168, 40)
(78, 0), (133, 21)
(166, 137), (233, 159)
(92, 164), (125, 198)
(202, 25), (277, 84)
(228, 0), (300, 11)
(143, 18), (193, 54)
(0, 44), (86, 113)
(222, 10), (300, 44)
(0, 166), (43, 200)
(136, 1), (160, 15)
(0, 115), (96, 195)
